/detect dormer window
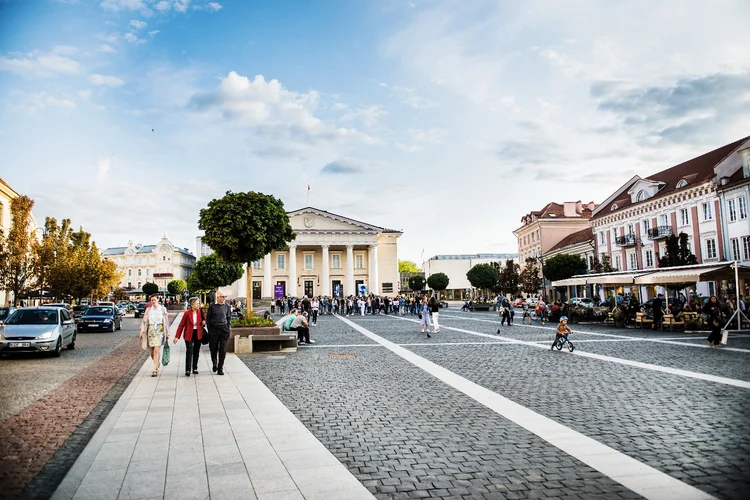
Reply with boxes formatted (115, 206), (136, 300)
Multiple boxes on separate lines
(636, 190), (646, 202)
(676, 179), (688, 188)
(610, 203), (618, 211)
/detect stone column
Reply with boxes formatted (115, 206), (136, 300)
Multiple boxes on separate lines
(263, 253), (272, 297)
(369, 244), (379, 295)
(288, 245), (297, 297)
(346, 245), (354, 296)
(321, 245), (330, 297)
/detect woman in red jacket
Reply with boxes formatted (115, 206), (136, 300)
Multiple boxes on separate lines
(174, 297), (206, 376)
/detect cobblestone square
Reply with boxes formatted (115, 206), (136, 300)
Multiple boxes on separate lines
(241, 310), (750, 500)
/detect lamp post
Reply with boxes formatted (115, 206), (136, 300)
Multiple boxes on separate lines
(33, 227), (49, 304)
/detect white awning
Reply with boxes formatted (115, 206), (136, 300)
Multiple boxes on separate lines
(550, 276), (589, 287)
(633, 264), (746, 285)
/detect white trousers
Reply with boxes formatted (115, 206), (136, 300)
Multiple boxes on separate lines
(432, 312), (440, 331)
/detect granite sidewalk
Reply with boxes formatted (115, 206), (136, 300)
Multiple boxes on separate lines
(52, 312), (374, 500)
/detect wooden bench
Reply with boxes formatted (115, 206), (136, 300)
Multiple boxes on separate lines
(662, 315), (685, 331)
(635, 312), (653, 329)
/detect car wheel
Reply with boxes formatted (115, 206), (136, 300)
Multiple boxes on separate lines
(51, 338), (62, 357)
(110, 322), (116, 333)
(67, 333), (76, 350)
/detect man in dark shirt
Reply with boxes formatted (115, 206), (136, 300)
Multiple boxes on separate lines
(206, 291), (232, 375)
(652, 294), (664, 330)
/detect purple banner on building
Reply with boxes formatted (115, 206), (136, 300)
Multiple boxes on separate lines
(274, 284), (285, 299)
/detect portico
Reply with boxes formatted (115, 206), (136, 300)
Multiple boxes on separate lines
(248, 207), (401, 299)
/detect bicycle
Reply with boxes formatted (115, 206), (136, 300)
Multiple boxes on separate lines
(553, 333), (575, 352)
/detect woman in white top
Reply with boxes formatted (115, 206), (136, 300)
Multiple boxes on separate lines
(311, 297), (319, 326)
(139, 294), (170, 377)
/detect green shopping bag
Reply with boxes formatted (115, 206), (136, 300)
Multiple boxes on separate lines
(162, 343), (171, 366)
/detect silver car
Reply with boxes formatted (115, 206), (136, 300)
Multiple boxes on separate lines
(0, 307), (76, 357)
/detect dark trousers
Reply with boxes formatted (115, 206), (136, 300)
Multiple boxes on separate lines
(209, 334), (228, 370)
(292, 326), (310, 343)
(552, 333), (564, 348)
(707, 326), (722, 345)
(185, 330), (200, 371)
(312, 310), (318, 324)
(653, 313), (662, 328)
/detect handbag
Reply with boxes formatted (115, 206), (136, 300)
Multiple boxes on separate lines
(418, 312), (423, 320)
(161, 343), (170, 366)
(201, 325), (209, 345)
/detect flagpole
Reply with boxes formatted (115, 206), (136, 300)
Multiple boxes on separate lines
(307, 181), (310, 206)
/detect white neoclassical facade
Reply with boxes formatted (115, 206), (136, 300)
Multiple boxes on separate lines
(102, 235), (196, 293)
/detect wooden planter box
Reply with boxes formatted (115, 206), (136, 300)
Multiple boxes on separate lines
(228, 326), (286, 352)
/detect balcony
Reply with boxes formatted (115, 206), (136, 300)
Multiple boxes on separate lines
(615, 234), (638, 247)
(647, 226), (672, 240)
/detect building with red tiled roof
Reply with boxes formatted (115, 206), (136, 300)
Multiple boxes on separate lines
(591, 136), (750, 300)
(543, 227), (595, 267)
(513, 201), (597, 268)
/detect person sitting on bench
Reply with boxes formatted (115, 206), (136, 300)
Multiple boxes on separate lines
(289, 310), (315, 344)
(276, 308), (297, 331)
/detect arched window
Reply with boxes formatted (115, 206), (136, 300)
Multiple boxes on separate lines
(636, 190), (646, 202)
(676, 179), (687, 188)
(610, 203), (618, 211)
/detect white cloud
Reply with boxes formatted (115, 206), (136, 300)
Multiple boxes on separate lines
(129, 19), (147, 30)
(100, 0), (144, 11)
(173, 0), (190, 12)
(190, 71), (380, 156)
(149, 30), (160, 37)
(52, 45), (78, 56)
(89, 74), (125, 86)
(15, 91), (76, 111)
(77, 89), (92, 100)
(206, 2), (222, 11)
(154, 0), (170, 11)
(0, 51), (80, 77)
(395, 142), (423, 153)
(99, 44), (116, 53)
(409, 127), (445, 143)
(379, 82), (437, 109)
(124, 32), (144, 44)
(96, 157), (113, 180)
(340, 104), (389, 129)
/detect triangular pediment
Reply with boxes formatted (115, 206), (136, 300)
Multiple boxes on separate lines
(287, 207), (395, 233)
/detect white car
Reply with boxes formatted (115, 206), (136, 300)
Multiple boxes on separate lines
(570, 297), (595, 308)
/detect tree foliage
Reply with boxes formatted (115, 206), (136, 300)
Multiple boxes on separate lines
(190, 254), (244, 291)
(0, 195), (35, 302)
(142, 282), (159, 295)
(167, 279), (188, 297)
(542, 254), (588, 282)
(519, 258), (543, 294)
(466, 264), (499, 291)
(408, 275), (426, 292)
(659, 232), (698, 268)
(591, 254), (616, 273)
(113, 287), (129, 301)
(497, 259), (520, 296)
(398, 260), (420, 273)
(427, 272), (449, 291)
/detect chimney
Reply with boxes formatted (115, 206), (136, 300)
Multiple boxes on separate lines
(563, 201), (578, 217)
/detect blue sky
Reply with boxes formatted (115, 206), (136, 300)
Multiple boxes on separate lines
(1, 0), (749, 263)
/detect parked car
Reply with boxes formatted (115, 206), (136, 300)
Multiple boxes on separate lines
(643, 297), (684, 313)
(512, 298), (526, 307)
(570, 298), (595, 308)
(117, 304), (127, 316)
(47, 303), (74, 317)
(78, 306), (122, 332)
(0, 307), (17, 323)
(134, 302), (147, 318)
(0, 306), (76, 356)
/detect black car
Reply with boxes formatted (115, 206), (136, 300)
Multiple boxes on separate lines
(72, 305), (88, 326)
(78, 306), (122, 332)
(134, 303), (146, 318)
(643, 297), (684, 313)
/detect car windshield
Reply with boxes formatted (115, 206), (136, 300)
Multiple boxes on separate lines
(73, 306), (88, 312)
(5, 309), (58, 325)
(0, 308), (12, 320)
(85, 307), (114, 316)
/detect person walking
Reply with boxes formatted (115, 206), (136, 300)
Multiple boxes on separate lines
(174, 297), (206, 376)
(652, 293), (665, 330)
(311, 297), (319, 326)
(429, 296), (441, 333)
(206, 291), (232, 375)
(420, 299), (432, 338)
(139, 294), (170, 377)
(702, 295), (724, 348)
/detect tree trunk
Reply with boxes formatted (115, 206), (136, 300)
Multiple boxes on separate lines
(245, 262), (253, 313)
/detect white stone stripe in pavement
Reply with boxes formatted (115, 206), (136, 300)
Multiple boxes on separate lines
(336, 314), (716, 500)
(398, 316), (750, 389)
(440, 313), (750, 353)
(54, 312), (374, 500)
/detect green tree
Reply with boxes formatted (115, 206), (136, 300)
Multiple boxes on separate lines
(408, 275), (426, 292)
(0, 195), (35, 305)
(167, 279), (188, 300)
(427, 272), (449, 296)
(659, 232), (698, 267)
(466, 264), (499, 292)
(519, 258), (543, 295)
(142, 282), (159, 295)
(591, 254), (616, 273)
(190, 254), (244, 291)
(398, 260), (420, 273)
(497, 259), (520, 296)
(112, 287), (128, 301)
(199, 191), (295, 310)
(542, 254), (588, 282)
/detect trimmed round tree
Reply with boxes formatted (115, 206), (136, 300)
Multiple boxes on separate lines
(142, 282), (158, 296)
(167, 279), (188, 301)
(198, 191), (295, 310)
(466, 264), (498, 297)
(408, 275), (426, 292)
(427, 272), (449, 298)
(542, 254), (588, 283)
(190, 254), (244, 291)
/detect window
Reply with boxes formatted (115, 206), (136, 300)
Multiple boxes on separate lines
(627, 223), (634, 235)
(612, 228), (618, 242)
(743, 236), (750, 260)
(331, 254), (341, 269)
(138, 269), (142, 276)
(636, 190), (646, 202)
(646, 250), (654, 267)
(277, 254), (285, 270)
(676, 179), (687, 188)
(600, 232), (605, 245)
(706, 238), (717, 259)
(739, 196), (747, 220)
(128, 269), (132, 276)
(304, 254), (313, 270)
(643, 219), (650, 233)
(731, 238), (740, 261)
(659, 214), (668, 227)
(615, 255), (621, 270)
(163, 256), (166, 261)
(728, 199), (737, 222)
(680, 208), (689, 226)
(702, 202), (713, 221)
(146, 269), (150, 276)
(610, 203), (618, 211)
(355, 254), (365, 269)
(629, 253), (637, 269)
(252, 260), (261, 270)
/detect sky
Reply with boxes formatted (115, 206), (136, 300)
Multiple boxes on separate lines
(1, 0), (749, 263)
